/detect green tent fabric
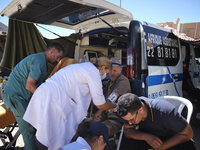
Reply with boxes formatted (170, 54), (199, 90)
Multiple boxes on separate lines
(0, 35), (6, 61)
(0, 19), (47, 70)
(0, 19), (80, 76)
(44, 33), (79, 58)
(44, 33), (80, 76)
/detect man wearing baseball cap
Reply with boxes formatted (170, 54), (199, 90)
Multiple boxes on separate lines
(58, 121), (111, 150)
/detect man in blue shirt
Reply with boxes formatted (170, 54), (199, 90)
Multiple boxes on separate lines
(3, 43), (64, 150)
(116, 93), (196, 150)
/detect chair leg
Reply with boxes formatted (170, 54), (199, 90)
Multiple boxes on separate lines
(116, 125), (124, 150)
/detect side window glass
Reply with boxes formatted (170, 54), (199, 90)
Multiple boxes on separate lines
(144, 26), (180, 66)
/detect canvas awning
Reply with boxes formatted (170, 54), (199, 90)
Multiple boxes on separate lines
(0, 19), (79, 77)
(171, 28), (200, 46)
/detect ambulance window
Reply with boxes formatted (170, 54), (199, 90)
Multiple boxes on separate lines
(84, 50), (98, 61)
(144, 26), (180, 66)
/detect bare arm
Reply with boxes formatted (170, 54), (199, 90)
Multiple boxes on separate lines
(26, 77), (37, 93)
(93, 92), (119, 121)
(96, 101), (116, 111)
(124, 123), (193, 150)
(124, 128), (163, 149)
(157, 124), (193, 150)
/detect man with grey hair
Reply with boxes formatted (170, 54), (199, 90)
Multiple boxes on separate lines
(116, 93), (196, 150)
(103, 62), (131, 99)
(93, 62), (131, 136)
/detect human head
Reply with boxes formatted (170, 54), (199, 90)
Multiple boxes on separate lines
(77, 120), (109, 150)
(117, 93), (143, 125)
(109, 63), (123, 81)
(45, 43), (64, 64)
(91, 57), (111, 76)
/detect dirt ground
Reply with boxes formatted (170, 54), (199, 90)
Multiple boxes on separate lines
(0, 121), (199, 150)
(0, 107), (199, 150)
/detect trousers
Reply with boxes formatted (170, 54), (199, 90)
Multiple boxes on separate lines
(3, 91), (37, 150)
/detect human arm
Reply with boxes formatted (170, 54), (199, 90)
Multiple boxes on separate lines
(87, 65), (116, 111)
(99, 75), (130, 110)
(25, 54), (46, 94)
(93, 101), (117, 121)
(156, 124), (193, 150)
(93, 91), (119, 121)
(93, 102), (116, 122)
(93, 78), (128, 120)
(124, 128), (163, 149)
(153, 100), (194, 150)
(26, 77), (37, 93)
(96, 101), (116, 111)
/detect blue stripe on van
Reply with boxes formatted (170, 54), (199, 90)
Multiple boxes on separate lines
(166, 67), (180, 96)
(148, 73), (183, 86)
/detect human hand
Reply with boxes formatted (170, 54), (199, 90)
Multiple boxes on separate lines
(124, 123), (136, 129)
(154, 144), (166, 150)
(108, 108), (116, 113)
(144, 133), (163, 149)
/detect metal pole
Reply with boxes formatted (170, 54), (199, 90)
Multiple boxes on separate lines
(116, 125), (124, 150)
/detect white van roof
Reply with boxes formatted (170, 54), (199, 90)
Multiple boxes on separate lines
(0, 0), (133, 33)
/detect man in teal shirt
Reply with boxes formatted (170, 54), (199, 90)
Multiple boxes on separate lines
(3, 43), (64, 150)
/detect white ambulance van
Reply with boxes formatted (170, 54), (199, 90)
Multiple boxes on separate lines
(1, 0), (199, 99)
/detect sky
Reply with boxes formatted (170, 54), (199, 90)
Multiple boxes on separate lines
(0, 0), (200, 39)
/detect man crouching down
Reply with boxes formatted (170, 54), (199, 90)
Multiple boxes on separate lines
(116, 93), (196, 150)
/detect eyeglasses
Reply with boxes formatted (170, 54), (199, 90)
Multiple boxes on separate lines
(123, 111), (138, 125)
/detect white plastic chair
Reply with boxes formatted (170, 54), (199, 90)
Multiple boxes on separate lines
(158, 96), (193, 123)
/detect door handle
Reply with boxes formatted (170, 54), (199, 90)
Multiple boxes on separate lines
(173, 75), (179, 80)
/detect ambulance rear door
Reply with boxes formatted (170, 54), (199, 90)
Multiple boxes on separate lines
(143, 22), (183, 99)
(189, 44), (200, 89)
(0, 0), (133, 33)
